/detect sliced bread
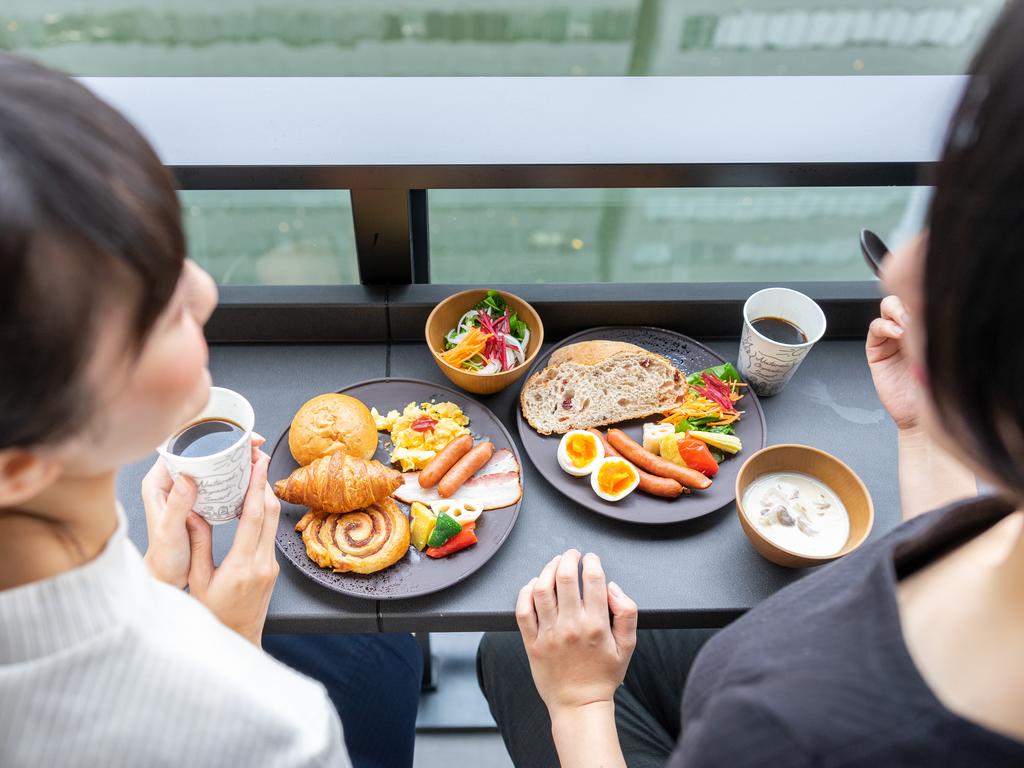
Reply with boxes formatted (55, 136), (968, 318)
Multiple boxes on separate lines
(520, 340), (686, 435)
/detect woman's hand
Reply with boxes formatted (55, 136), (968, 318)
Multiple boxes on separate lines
(142, 461), (198, 589)
(142, 434), (266, 588)
(866, 295), (919, 430)
(516, 550), (638, 717)
(186, 449), (281, 646)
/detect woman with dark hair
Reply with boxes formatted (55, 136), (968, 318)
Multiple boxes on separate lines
(0, 55), (420, 767)
(478, 3), (1024, 766)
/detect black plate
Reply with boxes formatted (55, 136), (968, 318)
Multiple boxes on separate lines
(270, 378), (524, 600)
(515, 327), (766, 524)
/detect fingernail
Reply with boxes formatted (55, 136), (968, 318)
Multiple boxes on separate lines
(608, 581), (623, 597)
(900, 312), (910, 325)
(893, 324), (904, 336)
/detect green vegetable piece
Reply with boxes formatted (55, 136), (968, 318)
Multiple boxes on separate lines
(717, 362), (741, 382)
(708, 446), (727, 463)
(674, 418), (694, 434)
(707, 424), (735, 435)
(509, 312), (528, 341)
(686, 362), (742, 387)
(688, 416), (716, 428)
(426, 512), (463, 548)
(475, 289), (507, 315)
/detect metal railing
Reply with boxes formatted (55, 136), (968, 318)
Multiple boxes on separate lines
(81, 75), (963, 340)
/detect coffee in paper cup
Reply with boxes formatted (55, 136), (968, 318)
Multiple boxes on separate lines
(738, 288), (826, 397)
(157, 387), (255, 525)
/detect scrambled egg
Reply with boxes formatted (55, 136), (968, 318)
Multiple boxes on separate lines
(370, 401), (470, 471)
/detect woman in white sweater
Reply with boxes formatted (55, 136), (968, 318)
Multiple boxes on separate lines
(0, 55), (411, 766)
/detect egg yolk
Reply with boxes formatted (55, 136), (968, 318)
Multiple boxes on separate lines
(597, 461), (636, 495)
(566, 434), (598, 468)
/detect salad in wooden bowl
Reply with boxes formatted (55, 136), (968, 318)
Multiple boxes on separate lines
(426, 289), (544, 395)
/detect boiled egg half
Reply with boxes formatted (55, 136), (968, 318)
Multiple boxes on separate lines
(557, 430), (605, 477)
(590, 457), (640, 502)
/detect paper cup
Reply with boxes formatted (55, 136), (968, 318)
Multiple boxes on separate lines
(157, 387), (255, 525)
(738, 288), (826, 397)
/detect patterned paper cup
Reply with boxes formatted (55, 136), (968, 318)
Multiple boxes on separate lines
(157, 387), (255, 525)
(738, 288), (827, 397)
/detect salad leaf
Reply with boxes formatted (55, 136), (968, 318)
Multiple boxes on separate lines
(706, 424), (735, 435)
(677, 418), (734, 435)
(685, 415), (718, 429)
(508, 312), (528, 341)
(708, 446), (727, 463)
(686, 362), (741, 387)
(474, 289), (507, 315)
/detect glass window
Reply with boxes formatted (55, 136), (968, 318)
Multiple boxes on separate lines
(181, 190), (358, 285)
(3, 1), (1001, 76)
(429, 187), (929, 283)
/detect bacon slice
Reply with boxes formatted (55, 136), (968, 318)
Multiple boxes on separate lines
(393, 448), (522, 509)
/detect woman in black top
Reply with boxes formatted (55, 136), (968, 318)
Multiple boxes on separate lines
(478, 3), (1024, 766)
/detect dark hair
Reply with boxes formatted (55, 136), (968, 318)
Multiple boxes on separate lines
(0, 54), (184, 450)
(926, 3), (1024, 495)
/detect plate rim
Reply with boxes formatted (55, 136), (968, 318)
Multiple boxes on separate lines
(514, 325), (767, 525)
(271, 376), (525, 600)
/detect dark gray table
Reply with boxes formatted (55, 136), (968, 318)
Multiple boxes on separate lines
(117, 337), (897, 633)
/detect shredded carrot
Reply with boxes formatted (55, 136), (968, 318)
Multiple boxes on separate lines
(660, 377), (745, 426)
(441, 327), (492, 368)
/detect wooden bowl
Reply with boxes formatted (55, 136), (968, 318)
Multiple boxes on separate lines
(425, 289), (544, 395)
(735, 444), (874, 568)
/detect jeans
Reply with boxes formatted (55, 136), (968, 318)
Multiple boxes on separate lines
(477, 629), (715, 768)
(265, 633), (423, 768)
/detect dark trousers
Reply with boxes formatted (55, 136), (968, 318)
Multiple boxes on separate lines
(264, 633), (422, 768)
(477, 629), (715, 768)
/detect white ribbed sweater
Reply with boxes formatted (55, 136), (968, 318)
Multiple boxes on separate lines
(0, 509), (350, 767)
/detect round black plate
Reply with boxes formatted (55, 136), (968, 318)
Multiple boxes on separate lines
(515, 327), (766, 524)
(270, 378), (524, 600)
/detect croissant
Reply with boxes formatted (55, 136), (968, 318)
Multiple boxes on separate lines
(274, 452), (402, 514)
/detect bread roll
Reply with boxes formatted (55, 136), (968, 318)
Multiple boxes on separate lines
(289, 393), (379, 465)
(548, 340), (647, 367)
(519, 341), (686, 435)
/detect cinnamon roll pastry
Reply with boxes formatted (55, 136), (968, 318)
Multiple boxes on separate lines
(295, 510), (333, 569)
(299, 498), (410, 574)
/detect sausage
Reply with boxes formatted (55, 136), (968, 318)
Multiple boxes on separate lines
(438, 441), (495, 498)
(606, 429), (712, 490)
(588, 429), (686, 498)
(419, 435), (474, 488)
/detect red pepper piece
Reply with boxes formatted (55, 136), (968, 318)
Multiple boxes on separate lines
(425, 523), (478, 558)
(411, 416), (438, 432)
(676, 438), (719, 478)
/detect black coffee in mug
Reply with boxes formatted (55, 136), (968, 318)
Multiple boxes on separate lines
(751, 316), (808, 345)
(169, 417), (244, 458)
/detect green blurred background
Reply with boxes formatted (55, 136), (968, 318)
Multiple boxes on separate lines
(2, 1), (1000, 284)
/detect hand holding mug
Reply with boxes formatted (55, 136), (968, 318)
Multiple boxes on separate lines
(186, 450), (281, 646)
(142, 434), (266, 588)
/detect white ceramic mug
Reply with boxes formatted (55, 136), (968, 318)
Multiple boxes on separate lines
(157, 387), (255, 525)
(738, 288), (827, 397)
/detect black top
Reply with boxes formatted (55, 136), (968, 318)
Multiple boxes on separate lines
(672, 496), (1024, 767)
